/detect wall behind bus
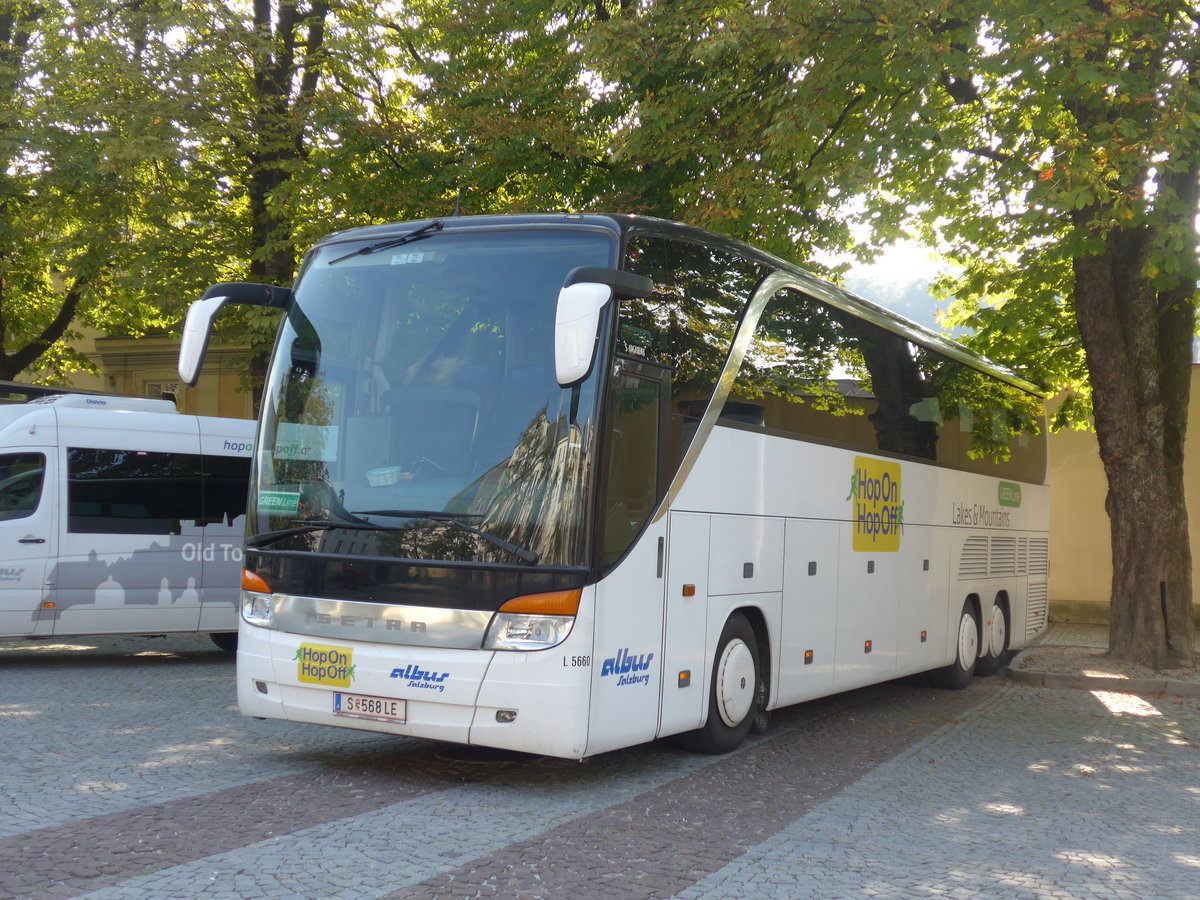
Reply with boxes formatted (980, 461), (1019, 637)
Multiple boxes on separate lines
(83, 333), (255, 420)
(16, 330), (252, 420)
(1049, 364), (1200, 625)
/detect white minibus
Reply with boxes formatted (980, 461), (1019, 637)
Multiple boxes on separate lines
(0, 392), (254, 649)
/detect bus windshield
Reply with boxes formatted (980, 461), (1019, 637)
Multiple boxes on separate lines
(253, 226), (616, 567)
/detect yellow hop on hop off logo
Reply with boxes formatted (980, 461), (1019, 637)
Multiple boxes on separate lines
(847, 456), (903, 552)
(294, 643), (355, 687)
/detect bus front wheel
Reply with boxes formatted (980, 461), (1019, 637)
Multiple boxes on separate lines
(680, 613), (760, 754)
(929, 600), (978, 690)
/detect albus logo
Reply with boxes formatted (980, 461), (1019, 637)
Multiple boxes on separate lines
(390, 664), (450, 693)
(601, 648), (654, 687)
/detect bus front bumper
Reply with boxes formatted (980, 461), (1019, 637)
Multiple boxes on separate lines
(236, 621), (593, 759)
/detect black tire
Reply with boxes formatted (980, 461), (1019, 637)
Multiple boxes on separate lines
(209, 632), (238, 652)
(974, 598), (1009, 677)
(929, 600), (978, 690)
(679, 613), (761, 754)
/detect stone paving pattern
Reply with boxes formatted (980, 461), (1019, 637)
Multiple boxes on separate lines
(0, 628), (1197, 899)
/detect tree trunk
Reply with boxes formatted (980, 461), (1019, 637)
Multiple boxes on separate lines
(245, 1), (329, 285)
(0, 278), (88, 381)
(1074, 229), (1196, 669)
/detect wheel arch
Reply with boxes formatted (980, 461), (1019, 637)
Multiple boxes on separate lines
(731, 603), (773, 709)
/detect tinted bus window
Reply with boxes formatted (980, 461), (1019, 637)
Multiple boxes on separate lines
(622, 236), (766, 472)
(202, 455), (251, 526)
(67, 448), (203, 534)
(0, 453), (45, 521)
(730, 288), (1045, 481)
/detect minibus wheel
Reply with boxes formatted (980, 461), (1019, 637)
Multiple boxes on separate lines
(209, 632), (238, 652)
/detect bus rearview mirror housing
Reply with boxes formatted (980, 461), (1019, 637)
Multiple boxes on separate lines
(555, 268), (653, 387)
(177, 282), (292, 387)
(178, 295), (232, 387)
(555, 282), (612, 387)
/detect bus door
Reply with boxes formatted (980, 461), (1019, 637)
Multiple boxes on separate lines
(602, 357), (671, 569)
(592, 357), (672, 746)
(659, 511), (711, 736)
(0, 450), (55, 637)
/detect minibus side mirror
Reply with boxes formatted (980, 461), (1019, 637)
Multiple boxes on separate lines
(555, 268), (652, 387)
(177, 282), (291, 386)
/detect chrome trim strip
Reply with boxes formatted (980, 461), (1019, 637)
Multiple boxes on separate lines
(654, 270), (795, 522)
(270, 594), (493, 649)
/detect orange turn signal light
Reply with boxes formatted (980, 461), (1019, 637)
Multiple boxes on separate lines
(499, 589), (582, 616)
(242, 569), (272, 593)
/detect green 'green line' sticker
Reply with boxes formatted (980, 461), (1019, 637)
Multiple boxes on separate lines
(259, 491), (301, 515)
(998, 482), (1022, 508)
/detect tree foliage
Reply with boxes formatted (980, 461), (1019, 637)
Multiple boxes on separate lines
(0, 0), (207, 380)
(581, 0), (1199, 666)
(2, 0), (1195, 665)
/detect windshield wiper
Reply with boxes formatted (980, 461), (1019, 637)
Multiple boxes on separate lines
(327, 220), (444, 265)
(246, 517), (391, 549)
(356, 509), (483, 521)
(355, 509), (540, 565)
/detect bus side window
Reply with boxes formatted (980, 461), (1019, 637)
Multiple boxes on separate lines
(730, 288), (878, 449)
(602, 366), (666, 567)
(729, 288), (1043, 477)
(0, 453), (45, 521)
(201, 454), (251, 526)
(67, 448), (202, 535)
(622, 235), (765, 472)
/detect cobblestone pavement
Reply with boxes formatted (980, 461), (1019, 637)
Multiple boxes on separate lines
(1, 633), (1197, 900)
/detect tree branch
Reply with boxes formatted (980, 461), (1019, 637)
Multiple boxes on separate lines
(805, 89), (865, 169)
(2, 274), (90, 376)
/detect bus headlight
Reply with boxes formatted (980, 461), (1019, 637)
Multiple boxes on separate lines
(483, 589), (581, 651)
(241, 592), (275, 627)
(241, 569), (275, 628)
(485, 613), (574, 650)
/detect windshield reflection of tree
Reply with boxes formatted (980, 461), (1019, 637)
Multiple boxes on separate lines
(452, 409), (586, 564)
(326, 408), (586, 566)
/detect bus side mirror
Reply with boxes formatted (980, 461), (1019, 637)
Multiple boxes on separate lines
(178, 296), (231, 387)
(555, 282), (612, 387)
(555, 268), (652, 387)
(177, 282), (292, 387)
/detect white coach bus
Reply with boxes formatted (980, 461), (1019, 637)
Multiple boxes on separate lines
(178, 214), (1048, 757)
(0, 393), (254, 649)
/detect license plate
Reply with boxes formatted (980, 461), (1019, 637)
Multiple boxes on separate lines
(333, 692), (406, 724)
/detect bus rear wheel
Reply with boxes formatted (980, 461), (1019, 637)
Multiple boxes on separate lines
(680, 613), (760, 754)
(929, 600), (978, 690)
(974, 598), (1009, 677)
